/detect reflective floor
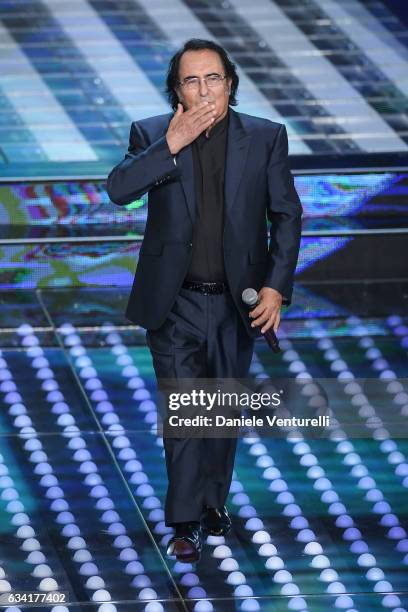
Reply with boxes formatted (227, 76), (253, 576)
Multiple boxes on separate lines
(0, 287), (407, 611)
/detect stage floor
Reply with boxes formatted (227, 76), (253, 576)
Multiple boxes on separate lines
(0, 287), (407, 611)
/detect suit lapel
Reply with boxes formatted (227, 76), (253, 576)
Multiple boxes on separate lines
(224, 109), (251, 216)
(178, 143), (195, 223)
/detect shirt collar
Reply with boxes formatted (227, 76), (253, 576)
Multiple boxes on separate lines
(200, 108), (229, 141)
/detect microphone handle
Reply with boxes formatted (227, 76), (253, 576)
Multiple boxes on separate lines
(264, 328), (281, 353)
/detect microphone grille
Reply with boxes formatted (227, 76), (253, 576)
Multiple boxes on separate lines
(242, 288), (258, 306)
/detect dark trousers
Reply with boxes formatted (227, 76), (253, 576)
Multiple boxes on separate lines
(146, 287), (254, 526)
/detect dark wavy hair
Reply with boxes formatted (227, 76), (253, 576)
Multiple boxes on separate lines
(165, 39), (239, 111)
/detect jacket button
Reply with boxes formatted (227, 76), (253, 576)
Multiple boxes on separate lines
(189, 242), (193, 247)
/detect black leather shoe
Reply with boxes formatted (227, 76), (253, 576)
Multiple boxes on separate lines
(166, 522), (203, 563)
(201, 505), (232, 536)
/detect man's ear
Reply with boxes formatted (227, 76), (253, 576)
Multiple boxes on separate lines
(176, 88), (185, 108)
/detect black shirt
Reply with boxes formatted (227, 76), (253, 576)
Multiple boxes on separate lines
(185, 110), (229, 283)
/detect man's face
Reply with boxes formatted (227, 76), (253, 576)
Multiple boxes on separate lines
(176, 49), (231, 121)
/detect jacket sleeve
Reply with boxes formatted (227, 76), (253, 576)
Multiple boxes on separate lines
(106, 120), (181, 206)
(263, 123), (303, 305)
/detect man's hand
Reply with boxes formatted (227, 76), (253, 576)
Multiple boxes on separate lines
(249, 287), (283, 334)
(166, 102), (216, 154)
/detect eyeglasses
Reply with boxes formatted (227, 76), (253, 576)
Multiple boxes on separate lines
(178, 74), (227, 90)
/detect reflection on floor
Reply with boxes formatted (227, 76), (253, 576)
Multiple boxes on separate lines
(0, 287), (407, 612)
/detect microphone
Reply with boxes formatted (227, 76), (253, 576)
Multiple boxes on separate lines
(242, 288), (281, 353)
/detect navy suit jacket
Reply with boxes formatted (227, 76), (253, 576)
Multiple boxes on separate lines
(107, 107), (302, 338)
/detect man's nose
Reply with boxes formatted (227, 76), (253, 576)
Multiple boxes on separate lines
(199, 78), (209, 96)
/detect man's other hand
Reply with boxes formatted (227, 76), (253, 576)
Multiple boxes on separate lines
(166, 102), (216, 154)
(249, 287), (283, 334)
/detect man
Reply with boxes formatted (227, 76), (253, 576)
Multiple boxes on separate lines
(107, 39), (302, 563)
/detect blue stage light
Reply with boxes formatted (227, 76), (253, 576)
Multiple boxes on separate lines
(265, 556), (285, 570)
(73, 549), (92, 562)
(91, 589), (111, 601)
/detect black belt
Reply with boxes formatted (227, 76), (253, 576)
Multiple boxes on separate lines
(182, 280), (229, 295)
